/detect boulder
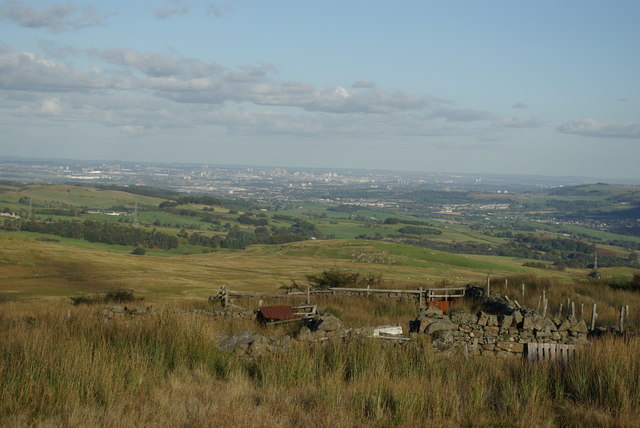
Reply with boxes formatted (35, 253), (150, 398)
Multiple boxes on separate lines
(425, 320), (455, 335)
(431, 330), (455, 351)
(216, 329), (256, 351)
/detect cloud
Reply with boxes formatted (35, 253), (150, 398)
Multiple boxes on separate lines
(0, 45), (507, 141)
(0, 50), (123, 91)
(492, 116), (543, 128)
(558, 118), (640, 139)
(0, 0), (104, 33)
(429, 108), (495, 122)
(39, 98), (62, 115)
(511, 102), (528, 109)
(352, 80), (376, 89)
(154, 0), (189, 19)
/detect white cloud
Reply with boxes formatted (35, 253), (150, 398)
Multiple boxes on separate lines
(558, 118), (640, 139)
(39, 98), (61, 115)
(0, 0), (104, 33)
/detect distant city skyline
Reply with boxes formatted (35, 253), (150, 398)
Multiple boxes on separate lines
(1, 1), (639, 180)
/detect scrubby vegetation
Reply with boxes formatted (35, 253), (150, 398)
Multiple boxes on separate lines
(1, 302), (639, 427)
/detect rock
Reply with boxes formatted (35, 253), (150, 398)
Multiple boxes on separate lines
(477, 311), (490, 326)
(558, 319), (571, 332)
(483, 326), (500, 337)
(513, 310), (524, 325)
(522, 316), (534, 330)
(425, 320), (455, 335)
(431, 330), (455, 351)
(314, 315), (343, 332)
(487, 315), (499, 327)
(500, 315), (513, 330)
(496, 341), (524, 353)
(569, 320), (588, 334)
(217, 329), (256, 351)
(423, 306), (444, 318)
(451, 312), (478, 325)
(297, 326), (312, 341)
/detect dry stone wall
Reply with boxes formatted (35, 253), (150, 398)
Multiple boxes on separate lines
(414, 294), (589, 357)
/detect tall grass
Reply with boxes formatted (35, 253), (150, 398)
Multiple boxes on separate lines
(1, 301), (640, 426)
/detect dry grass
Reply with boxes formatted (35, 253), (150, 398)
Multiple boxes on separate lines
(1, 301), (640, 427)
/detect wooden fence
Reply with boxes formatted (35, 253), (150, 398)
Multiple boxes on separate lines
(526, 343), (577, 364)
(215, 285), (466, 307)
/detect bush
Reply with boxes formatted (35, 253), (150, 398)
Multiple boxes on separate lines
(131, 247), (146, 255)
(104, 289), (139, 304)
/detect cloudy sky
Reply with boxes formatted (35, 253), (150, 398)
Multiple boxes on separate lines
(1, 1), (639, 180)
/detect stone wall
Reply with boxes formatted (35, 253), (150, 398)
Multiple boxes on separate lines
(414, 297), (589, 357)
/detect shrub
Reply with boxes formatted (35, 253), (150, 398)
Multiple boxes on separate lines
(131, 247), (146, 255)
(104, 289), (139, 304)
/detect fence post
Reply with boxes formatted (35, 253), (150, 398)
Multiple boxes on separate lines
(419, 286), (424, 308)
(543, 296), (548, 318)
(571, 301), (575, 318)
(620, 306), (625, 332)
(522, 282), (525, 299)
(558, 304), (563, 319)
(581, 303), (584, 320)
(487, 275), (491, 296)
(591, 303), (597, 332)
(306, 286), (311, 305)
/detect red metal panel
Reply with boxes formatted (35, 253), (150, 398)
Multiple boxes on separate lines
(259, 305), (296, 321)
(428, 300), (453, 312)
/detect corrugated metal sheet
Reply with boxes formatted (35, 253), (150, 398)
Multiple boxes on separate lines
(259, 305), (296, 321)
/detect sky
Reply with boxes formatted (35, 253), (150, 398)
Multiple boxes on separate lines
(1, 0), (639, 180)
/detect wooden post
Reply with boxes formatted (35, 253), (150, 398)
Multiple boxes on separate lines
(487, 275), (491, 296)
(505, 278), (508, 292)
(366, 284), (370, 297)
(521, 282), (525, 299)
(306, 286), (311, 305)
(620, 306), (625, 332)
(543, 297), (548, 318)
(419, 286), (424, 308)
(581, 303), (584, 320)
(590, 303), (597, 332)
(558, 304), (563, 319)
(571, 301), (575, 318)
(537, 295), (542, 312)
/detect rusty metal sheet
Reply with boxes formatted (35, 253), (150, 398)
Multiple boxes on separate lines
(259, 305), (296, 321)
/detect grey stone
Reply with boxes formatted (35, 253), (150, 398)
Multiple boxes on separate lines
(451, 312), (478, 325)
(317, 315), (343, 332)
(500, 315), (513, 330)
(487, 315), (499, 327)
(423, 306), (444, 318)
(513, 310), (523, 325)
(217, 329), (256, 351)
(425, 320), (455, 335)
(569, 320), (588, 334)
(431, 330), (455, 351)
(477, 311), (490, 326)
